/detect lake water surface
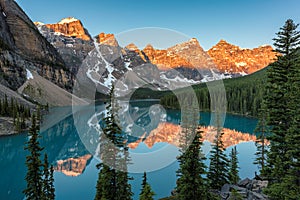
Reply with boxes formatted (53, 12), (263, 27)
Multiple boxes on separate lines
(0, 101), (259, 200)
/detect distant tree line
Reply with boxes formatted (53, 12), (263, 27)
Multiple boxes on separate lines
(160, 64), (267, 117)
(0, 95), (31, 132)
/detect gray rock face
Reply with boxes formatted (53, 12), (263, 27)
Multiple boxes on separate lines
(35, 24), (95, 74)
(0, 0), (72, 91)
(219, 178), (269, 200)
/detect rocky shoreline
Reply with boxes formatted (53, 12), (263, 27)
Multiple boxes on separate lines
(0, 117), (29, 136)
(219, 177), (269, 200)
(0, 117), (17, 136)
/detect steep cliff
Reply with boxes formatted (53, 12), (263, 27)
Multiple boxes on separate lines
(0, 0), (72, 91)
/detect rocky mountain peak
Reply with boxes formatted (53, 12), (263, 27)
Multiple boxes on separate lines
(167, 38), (216, 69)
(207, 40), (278, 74)
(95, 32), (119, 46)
(143, 44), (155, 50)
(58, 17), (79, 24)
(125, 43), (139, 52)
(169, 38), (201, 52)
(45, 17), (91, 41)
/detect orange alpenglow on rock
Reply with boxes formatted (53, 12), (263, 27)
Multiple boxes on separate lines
(95, 32), (119, 46)
(54, 154), (92, 177)
(45, 17), (91, 41)
(127, 122), (264, 149)
(141, 38), (216, 70)
(207, 39), (279, 74)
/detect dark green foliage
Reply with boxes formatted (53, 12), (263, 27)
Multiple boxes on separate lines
(176, 103), (208, 200)
(228, 146), (240, 184)
(0, 96), (31, 132)
(160, 68), (268, 117)
(42, 154), (55, 200)
(23, 114), (55, 200)
(263, 19), (300, 199)
(273, 19), (300, 56)
(95, 163), (115, 200)
(23, 114), (44, 200)
(254, 102), (269, 175)
(207, 114), (229, 190)
(95, 85), (133, 200)
(48, 165), (55, 200)
(139, 172), (155, 200)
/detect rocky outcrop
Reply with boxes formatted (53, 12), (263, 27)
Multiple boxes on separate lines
(54, 154), (92, 177)
(45, 17), (91, 41)
(125, 43), (148, 61)
(95, 32), (119, 46)
(141, 38), (216, 70)
(220, 178), (269, 200)
(0, 0), (72, 91)
(142, 44), (192, 70)
(35, 22), (94, 74)
(207, 40), (278, 74)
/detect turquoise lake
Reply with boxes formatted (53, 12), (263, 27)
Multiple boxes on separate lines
(0, 100), (259, 200)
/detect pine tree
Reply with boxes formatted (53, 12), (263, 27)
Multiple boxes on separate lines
(264, 19), (300, 199)
(176, 126), (208, 199)
(115, 147), (133, 200)
(265, 19), (300, 181)
(23, 114), (44, 200)
(228, 146), (240, 185)
(207, 113), (229, 190)
(139, 172), (155, 200)
(48, 165), (55, 200)
(42, 154), (55, 200)
(15, 112), (21, 132)
(254, 102), (269, 175)
(95, 163), (115, 200)
(175, 100), (208, 200)
(95, 84), (133, 200)
(273, 19), (300, 56)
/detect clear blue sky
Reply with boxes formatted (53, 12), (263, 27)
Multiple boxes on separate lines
(16, 0), (300, 50)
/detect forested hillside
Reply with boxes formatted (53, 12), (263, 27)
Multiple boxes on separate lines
(160, 66), (269, 117)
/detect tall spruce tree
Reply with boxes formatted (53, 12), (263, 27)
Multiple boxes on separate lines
(254, 101), (269, 175)
(176, 127), (208, 199)
(139, 172), (155, 200)
(23, 114), (44, 200)
(207, 113), (229, 190)
(48, 165), (55, 200)
(228, 146), (240, 185)
(264, 19), (300, 199)
(176, 102), (208, 200)
(42, 154), (55, 200)
(95, 84), (133, 200)
(273, 19), (300, 56)
(42, 154), (50, 200)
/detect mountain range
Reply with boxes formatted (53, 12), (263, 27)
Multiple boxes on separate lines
(0, 0), (278, 106)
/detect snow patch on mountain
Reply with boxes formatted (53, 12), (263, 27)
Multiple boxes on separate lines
(86, 40), (116, 88)
(58, 17), (79, 24)
(26, 69), (33, 80)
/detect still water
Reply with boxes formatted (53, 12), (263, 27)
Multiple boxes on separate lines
(0, 101), (258, 200)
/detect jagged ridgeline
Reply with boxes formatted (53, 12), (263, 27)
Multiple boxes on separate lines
(160, 66), (268, 117)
